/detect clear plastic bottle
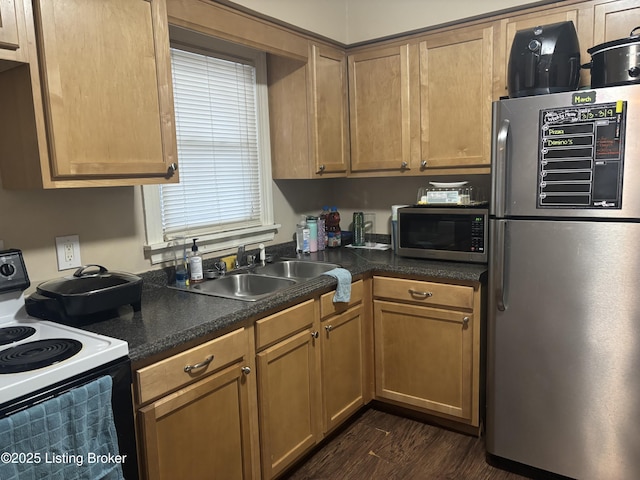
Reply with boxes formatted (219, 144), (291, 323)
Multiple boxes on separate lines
(307, 216), (318, 252)
(317, 215), (326, 251)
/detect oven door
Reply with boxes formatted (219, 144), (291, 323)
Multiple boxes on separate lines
(0, 357), (138, 480)
(397, 207), (488, 263)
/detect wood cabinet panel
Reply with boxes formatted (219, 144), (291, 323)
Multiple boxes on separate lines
(136, 328), (247, 405)
(419, 24), (494, 169)
(373, 276), (474, 310)
(0, 0), (19, 51)
(374, 300), (473, 419)
(255, 299), (315, 350)
(0, 0), (178, 188)
(139, 363), (253, 480)
(348, 44), (420, 173)
(267, 43), (349, 179)
(308, 43), (350, 176)
(321, 304), (365, 433)
(593, 0), (640, 44)
(257, 328), (320, 479)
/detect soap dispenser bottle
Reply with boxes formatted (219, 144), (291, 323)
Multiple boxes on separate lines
(189, 238), (204, 283)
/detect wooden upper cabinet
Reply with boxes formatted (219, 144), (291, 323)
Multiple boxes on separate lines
(0, 0), (178, 188)
(0, 0), (28, 65)
(593, 0), (640, 44)
(268, 43), (348, 179)
(348, 43), (420, 174)
(308, 43), (349, 177)
(0, 0), (19, 51)
(419, 24), (494, 170)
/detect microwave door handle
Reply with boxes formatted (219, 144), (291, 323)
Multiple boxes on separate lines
(492, 116), (509, 218)
(492, 219), (508, 311)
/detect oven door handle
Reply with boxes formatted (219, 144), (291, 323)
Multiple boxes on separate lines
(184, 355), (214, 373)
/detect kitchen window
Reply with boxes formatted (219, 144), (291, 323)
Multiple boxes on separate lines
(143, 28), (278, 263)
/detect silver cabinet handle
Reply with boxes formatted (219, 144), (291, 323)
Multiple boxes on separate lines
(401, 161), (408, 168)
(462, 316), (470, 328)
(241, 366), (251, 375)
(408, 288), (433, 299)
(420, 160), (427, 168)
(311, 331), (319, 339)
(325, 325), (333, 332)
(166, 162), (178, 179)
(318, 164), (326, 172)
(184, 355), (213, 372)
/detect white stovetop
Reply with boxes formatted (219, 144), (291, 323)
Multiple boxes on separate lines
(0, 291), (128, 404)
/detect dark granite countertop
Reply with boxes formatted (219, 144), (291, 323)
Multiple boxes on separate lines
(82, 244), (487, 365)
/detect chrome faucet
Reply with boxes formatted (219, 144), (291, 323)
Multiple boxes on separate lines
(235, 245), (246, 268)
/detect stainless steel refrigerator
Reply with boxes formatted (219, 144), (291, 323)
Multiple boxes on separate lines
(487, 84), (640, 480)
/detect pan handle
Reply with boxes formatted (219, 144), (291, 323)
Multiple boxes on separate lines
(630, 26), (640, 37)
(73, 264), (108, 277)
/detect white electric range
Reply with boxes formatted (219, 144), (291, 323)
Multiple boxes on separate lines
(0, 249), (128, 406)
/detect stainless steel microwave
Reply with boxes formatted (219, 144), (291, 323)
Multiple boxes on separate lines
(396, 206), (488, 263)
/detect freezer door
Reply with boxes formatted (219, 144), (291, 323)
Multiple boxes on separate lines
(492, 84), (640, 219)
(487, 219), (640, 480)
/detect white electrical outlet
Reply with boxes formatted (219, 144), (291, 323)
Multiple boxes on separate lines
(55, 235), (81, 270)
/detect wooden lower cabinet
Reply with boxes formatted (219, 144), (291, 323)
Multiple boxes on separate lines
(373, 276), (481, 427)
(319, 284), (366, 434)
(255, 300), (320, 480)
(256, 282), (366, 479)
(136, 328), (258, 480)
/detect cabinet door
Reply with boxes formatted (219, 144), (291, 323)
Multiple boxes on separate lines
(419, 24), (493, 170)
(139, 363), (254, 480)
(348, 44), (420, 173)
(33, 0), (177, 181)
(309, 44), (349, 177)
(321, 304), (365, 433)
(257, 329), (320, 480)
(0, 0), (19, 51)
(593, 0), (640, 44)
(374, 300), (473, 420)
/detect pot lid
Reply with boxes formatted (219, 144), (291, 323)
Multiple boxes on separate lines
(36, 265), (142, 296)
(588, 26), (640, 54)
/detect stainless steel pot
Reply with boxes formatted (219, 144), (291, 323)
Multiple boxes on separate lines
(584, 27), (640, 87)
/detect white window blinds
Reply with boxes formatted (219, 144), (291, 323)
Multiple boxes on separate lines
(160, 47), (262, 236)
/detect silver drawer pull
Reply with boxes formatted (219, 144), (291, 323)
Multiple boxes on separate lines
(408, 288), (433, 299)
(184, 355), (214, 372)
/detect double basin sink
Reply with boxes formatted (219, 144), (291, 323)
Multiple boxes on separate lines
(182, 260), (341, 302)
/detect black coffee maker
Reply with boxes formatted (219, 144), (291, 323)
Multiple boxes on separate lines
(508, 21), (581, 98)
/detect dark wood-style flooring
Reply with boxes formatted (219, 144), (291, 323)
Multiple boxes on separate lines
(284, 408), (531, 480)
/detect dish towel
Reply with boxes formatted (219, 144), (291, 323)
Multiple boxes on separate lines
(0, 375), (124, 480)
(322, 268), (352, 303)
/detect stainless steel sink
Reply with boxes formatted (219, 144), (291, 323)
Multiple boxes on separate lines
(253, 260), (340, 279)
(190, 273), (297, 301)
(173, 259), (341, 302)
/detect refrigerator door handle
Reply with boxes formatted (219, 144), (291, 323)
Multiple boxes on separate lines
(493, 219), (508, 311)
(492, 118), (510, 218)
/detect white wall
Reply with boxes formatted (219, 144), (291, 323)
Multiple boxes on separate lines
(229, 0), (542, 43)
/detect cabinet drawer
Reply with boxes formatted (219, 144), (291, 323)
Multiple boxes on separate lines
(373, 276), (473, 310)
(255, 299), (315, 351)
(136, 328), (246, 405)
(320, 279), (363, 319)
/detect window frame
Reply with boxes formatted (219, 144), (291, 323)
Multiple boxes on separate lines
(142, 27), (279, 264)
